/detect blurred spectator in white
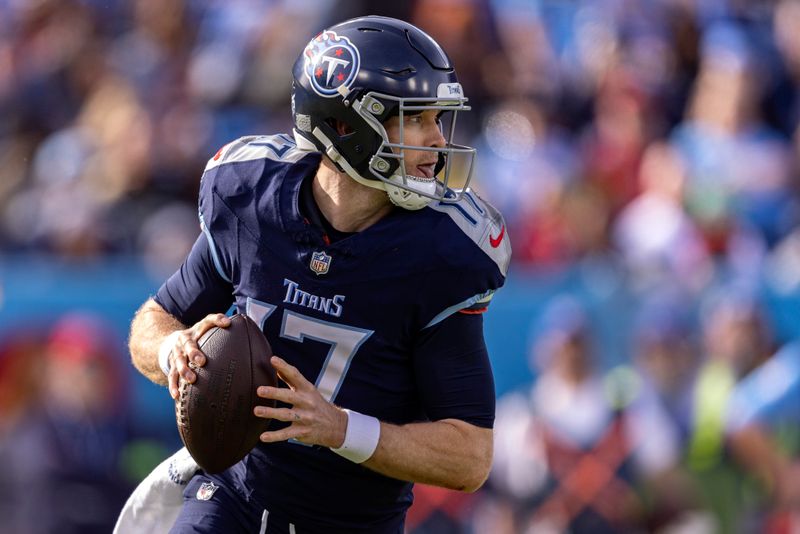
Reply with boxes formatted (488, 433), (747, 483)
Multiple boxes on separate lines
(492, 296), (646, 533)
(614, 141), (712, 293)
(2, 313), (133, 534)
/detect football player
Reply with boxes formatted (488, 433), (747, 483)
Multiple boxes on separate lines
(127, 15), (510, 533)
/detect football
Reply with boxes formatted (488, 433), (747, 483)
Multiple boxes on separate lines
(176, 314), (277, 474)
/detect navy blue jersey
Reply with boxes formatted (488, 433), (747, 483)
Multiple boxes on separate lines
(155, 134), (510, 532)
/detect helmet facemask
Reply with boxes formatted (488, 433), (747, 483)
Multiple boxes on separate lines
(350, 86), (477, 210)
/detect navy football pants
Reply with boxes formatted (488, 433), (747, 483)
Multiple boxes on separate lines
(170, 475), (296, 534)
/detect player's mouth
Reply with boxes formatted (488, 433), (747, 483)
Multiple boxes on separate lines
(415, 162), (437, 179)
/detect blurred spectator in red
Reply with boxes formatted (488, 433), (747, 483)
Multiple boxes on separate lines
(513, 179), (613, 271)
(0, 327), (48, 532)
(580, 70), (652, 217)
(1, 313), (133, 534)
(0, 328), (47, 437)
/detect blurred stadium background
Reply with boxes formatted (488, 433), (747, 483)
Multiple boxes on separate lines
(3, 0), (800, 532)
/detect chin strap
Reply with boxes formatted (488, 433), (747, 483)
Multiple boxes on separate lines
(384, 175), (436, 210)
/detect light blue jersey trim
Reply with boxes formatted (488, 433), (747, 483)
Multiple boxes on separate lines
(463, 191), (485, 215)
(435, 201), (477, 225)
(199, 212), (232, 283)
(424, 290), (494, 329)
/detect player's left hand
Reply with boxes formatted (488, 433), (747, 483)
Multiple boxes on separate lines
(254, 356), (348, 449)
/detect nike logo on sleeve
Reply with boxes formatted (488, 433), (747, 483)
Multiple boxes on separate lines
(489, 225), (505, 248)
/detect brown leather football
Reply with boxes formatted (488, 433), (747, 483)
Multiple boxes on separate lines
(176, 314), (277, 474)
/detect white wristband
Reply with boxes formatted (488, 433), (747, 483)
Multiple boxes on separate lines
(158, 331), (181, 377)
(330, 409), (380, 464)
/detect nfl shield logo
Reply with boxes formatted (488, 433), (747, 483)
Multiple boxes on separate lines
(196, 481), (218, 501)
(310, 251), (332, 275)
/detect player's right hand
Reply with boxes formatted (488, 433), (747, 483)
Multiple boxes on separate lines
(166, 314), (231, 399)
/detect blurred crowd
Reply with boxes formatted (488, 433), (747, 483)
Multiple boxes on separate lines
(4, 0), (800, 532)
(4, 0), (800, 288)
(482, 291), (800, 534)
(0, 313), (145, 533)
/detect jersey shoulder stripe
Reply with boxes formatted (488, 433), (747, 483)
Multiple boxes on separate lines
(428, 190), (511, 276)
(204, 134), (308, 172)
(425, 289), (495, 328)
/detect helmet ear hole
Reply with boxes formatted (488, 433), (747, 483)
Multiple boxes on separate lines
(325, 118), (355, 138)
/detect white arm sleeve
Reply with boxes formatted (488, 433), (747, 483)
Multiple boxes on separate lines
(113, 447), (199, 534)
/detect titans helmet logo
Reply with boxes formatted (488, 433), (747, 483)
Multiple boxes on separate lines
(303, 31), (361, 97)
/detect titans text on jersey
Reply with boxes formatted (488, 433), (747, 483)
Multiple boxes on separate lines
(282, 278), (346, 317)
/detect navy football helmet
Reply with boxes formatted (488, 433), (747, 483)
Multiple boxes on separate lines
(291, 16), (476, 210)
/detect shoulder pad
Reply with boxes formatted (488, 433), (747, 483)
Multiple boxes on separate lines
(428, 190), (511, 276)
(205, 134), (307, 171)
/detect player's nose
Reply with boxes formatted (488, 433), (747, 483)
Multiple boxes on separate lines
(425, 119), (446, 149)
